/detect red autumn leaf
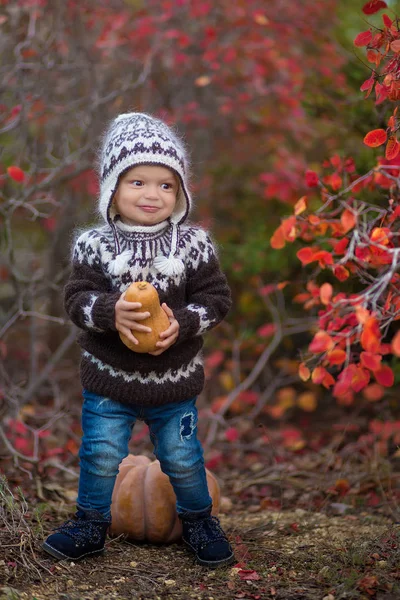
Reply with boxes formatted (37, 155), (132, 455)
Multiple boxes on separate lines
(363, 383), (385, 402)
(297, 247), (316, 265)
(333, 364), (357, 397)
(309, 331), (334, 353)
(257, 323), (276, 337)
(329, 172), (342, 191)
(360, 352), (382, 371)
(327, 349), (347, 365)
(362, 1), (387, 15)
(390, 40), (400, 53)
(322, 371), (335, 389)
(392, 330), (400, 356)
(225, 427), (239, 442)
(270, 226), (285, 249)
(351, 367), (370, 392)
(354, 30), (373, 47)
(364, 128), (387, 147)
(305, 170), (319, 187)
(299, 362), (310, 381)
(333, 265), (350, 281)
(312, 366), (328, 384)
(360, 76), (375, 99)
(238, 569), (261, 581)
(281, 216), (297, 241)
(313, 251), (334, 267)
(7, 165), (25, 182)
(386, 136), (400, 160)
(374, 364), (394, 387)
(383, 14), (393, 27)
(333, 237), (349, 255)
(341, 209), (357, 233)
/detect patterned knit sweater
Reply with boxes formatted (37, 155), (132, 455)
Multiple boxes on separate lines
(65, 218), (232, 406)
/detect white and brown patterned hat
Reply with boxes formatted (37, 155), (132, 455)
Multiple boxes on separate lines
(98, 112), (192, 276)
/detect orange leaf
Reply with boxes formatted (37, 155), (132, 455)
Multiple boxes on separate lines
(360, 352), (382, 371)
(309, 331), (334, 353)
(297, 392), (317, 412)
(386, 136), (400, 160)
(355, 306), (370, 325)
(270, 226), (285, 249)
(341, 209), (357, 233)
(392, 330), (400, 356)
(360, 317), (381, 353)
(195, 75), (212, 87)
(299, 362), (310, 381)
(354, 30), (372, 47)
(294, 195), (307, 215)
(327, 349), (347, 365)
(281, 216), (297, 241)
(374, 364), (394, 387)
(319, 283), (333, 305)
(363, 383), (385, 402)
(363, 128), (387, 147)
(322, 371), (335, 389)
(297, 247), (316, 265)
(312, 366), (328, 384)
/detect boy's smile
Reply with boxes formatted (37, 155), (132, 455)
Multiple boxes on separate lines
(113, 165), (178, 226)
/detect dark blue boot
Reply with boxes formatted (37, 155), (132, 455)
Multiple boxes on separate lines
(179, 505), (235, 568)
(42, 507), (111, 561)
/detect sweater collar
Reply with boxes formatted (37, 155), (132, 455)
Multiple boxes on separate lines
(114, 217), (170, 237)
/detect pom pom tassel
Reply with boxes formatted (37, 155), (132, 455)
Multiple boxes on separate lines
(109, 249), (133, 276)
(153, 254), (185, 276)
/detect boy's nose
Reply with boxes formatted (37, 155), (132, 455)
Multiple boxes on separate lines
(143, 184), (159, 199)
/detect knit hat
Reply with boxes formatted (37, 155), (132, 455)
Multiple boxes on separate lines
(98, 112), (192, 276)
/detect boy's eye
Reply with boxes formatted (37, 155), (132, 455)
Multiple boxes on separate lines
(161, 183), (173, 190)
(129, 180), (143, 186)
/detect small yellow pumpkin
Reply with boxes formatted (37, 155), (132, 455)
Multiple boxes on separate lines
(119, 281), (170, 353)
(110, 454), (220, 543)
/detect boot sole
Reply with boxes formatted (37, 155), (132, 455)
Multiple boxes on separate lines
(183, 539), (236, 568)
(41, 541), (105, 561)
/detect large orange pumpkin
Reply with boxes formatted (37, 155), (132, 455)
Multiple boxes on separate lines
(110, 454), (220, 543)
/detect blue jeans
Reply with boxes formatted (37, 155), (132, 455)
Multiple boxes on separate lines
(77, 389), (212, 519)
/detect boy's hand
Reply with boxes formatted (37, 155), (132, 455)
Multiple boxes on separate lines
(148, 303), (179, 356)
(115, 291), (152, 347)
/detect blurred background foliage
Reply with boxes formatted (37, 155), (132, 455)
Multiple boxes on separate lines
(0, 0), (398, 453)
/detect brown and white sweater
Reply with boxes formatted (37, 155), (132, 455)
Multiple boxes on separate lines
(65, 218), (231, 406)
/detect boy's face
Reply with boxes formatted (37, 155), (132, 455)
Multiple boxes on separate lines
(113, 165), (178, 226)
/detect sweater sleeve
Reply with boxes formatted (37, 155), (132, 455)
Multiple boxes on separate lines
(174, 232), (232, 344)
(64, 231), (121, 333)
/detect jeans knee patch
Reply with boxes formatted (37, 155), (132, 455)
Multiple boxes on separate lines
(180, 412), (195, 441)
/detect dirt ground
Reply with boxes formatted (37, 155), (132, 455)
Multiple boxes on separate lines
(1, 485), (400, 600)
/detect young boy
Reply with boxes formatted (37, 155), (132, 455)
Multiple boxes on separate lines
(42, 112), (235, 568)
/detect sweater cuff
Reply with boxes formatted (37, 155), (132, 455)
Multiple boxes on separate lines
(92, 292), (121, 332)
(174, 307), (200, 345)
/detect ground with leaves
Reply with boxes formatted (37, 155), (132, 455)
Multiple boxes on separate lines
(2, 431), (400, 600)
